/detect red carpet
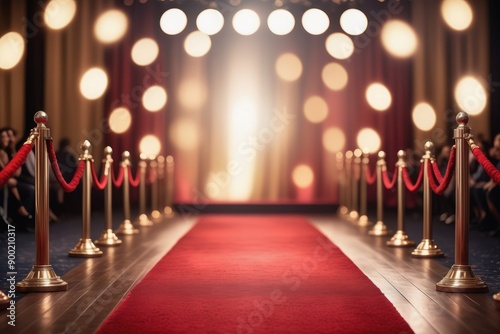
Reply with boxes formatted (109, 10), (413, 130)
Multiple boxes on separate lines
(97, 215), (413, 334)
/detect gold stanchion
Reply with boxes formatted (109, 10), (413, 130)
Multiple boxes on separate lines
(150, 156), (161, 221)
(358, 149), (372, 226)
(69, 141), (103, 258)
(0, 291), (9, 309)
(436, 112), (488, 292)
(344, 150), (353, 215)
(157, 155), (165, 216)
(115, 151), (140, 235)
(164, 155), (175, 217)
(494, 293), (500, 301)
(17, 111), (68, 292)
(136, 154), (153, 226)
(349, 149), (362, 220)
(387, 150), (415, 247)
(336, 152), (349, 215)
(95, 147), (122, 247)
(412, 141), (444, 258)
(368, 151), (390, 235)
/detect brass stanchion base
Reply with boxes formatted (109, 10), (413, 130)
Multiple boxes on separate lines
(493, 293), (500, 301)
(368, 221), (390, 235)
(69, 238), (103, 257)
(151, 210), (162, 222)
(411, 239), (444, 258)
(164, 206), (175, 217)
(387, 230), (415, 247)
(436, 265), (488, 292)
(357, 215), (372, 227)
(349, 210), (359, 221)
(16, 265), (68, 292)
(116, 219), (140, 235)
(0, 290), (9, 309)
(95, 229), (122, 247)
(337, 205), (349, 216)
(137, 213), (154, 226)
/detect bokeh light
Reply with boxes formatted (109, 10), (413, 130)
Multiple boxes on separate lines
(178, 79), (207, 110)
(160, 8), (187, 35)
(356, 128), (381, 153)
(44, 0), (77, 30)
(275, 52), (303, 82)
(94, 9), (128, 44)
(412, 102), (437, 131)
(322, 62), (348, 91)
(139, 135), (161, 156)
(109, 107), (132, 134)
(454, 76), (487, 115)
(325, 33), (354, 60)
(0, 32), (25, 70)
(303, 96), (328, 123)
(441, 0), (473, 31)
(292, 164), (314, 188)
(365, 83), (392, 111)
(169, 118), (200, 151)
(80, 67), (108, 100)
(197, 9), (224, 35)
(340, 9), (368, 36)
(184, 31), (211, 57)
(232, 9), (260, 36)
(131, 38), (159, 66)
(323, 127), (346, 152)
(302, 8), (329, 35)
(267, 9), (295, 35)
(381, 20), (418, 58)
(142, 85), (167, 112)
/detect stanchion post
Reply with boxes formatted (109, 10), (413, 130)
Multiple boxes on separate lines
(344, 150), (353, 215)
(349, 149), (362, 220)
(368, 151), (390, 235)
(137, 154), (153, 226)
(116, 151), (139, 235)
(164, 155), (175, 217)
(95, 146), (122, 246)
(436, 112), (488, 292)
(358, 149), (372, 226)
(387, 150), (415, 247)
(412, 141), (444, 258)
(69, 140), (103, 257)
(17, 111), (68, 292)
(157, 155), (165, 216)
(336, 152), (349, 215)
(150, 156), (161, 221)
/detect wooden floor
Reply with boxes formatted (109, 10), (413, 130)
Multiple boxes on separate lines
(1, 214), (499, 333)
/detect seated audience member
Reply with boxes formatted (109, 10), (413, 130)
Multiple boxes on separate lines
(484, 134), (500, 236)
(435, 144), (455, 224)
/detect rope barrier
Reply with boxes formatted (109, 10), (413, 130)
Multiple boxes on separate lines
(402, 164), (423, 192)
(90, 161), (109, 191)
(0, 143), (33, 187)
(382, 169), (397, 189)
(111, 166), (124, 187)
(46, 139), (85, 192)
(471, 147), (500, 184)
(427, 160), (454, 195)
(128, 166), (141, 187)
(365, 167), (377, 185)
(430, 146), (456, 185)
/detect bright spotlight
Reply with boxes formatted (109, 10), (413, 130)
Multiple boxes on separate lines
(323, 127), (346, 152)
(356, 128), (381, 153)
(160, 8), (187, 35)
(381, 20), (418, 58)
(0, 32), (25, 70)
(80, 67), (108, 100)
(275, 53), (303, 82)
(365, 83), (392, 111)
(454, 76), (487, 115)
(232, 9), (260, 36)
(322, 62), (348, 91)
(94, 9), (128, 44)
(131, 38), (159, 66)
(184, 31), (212, 57)
(303, 96), (328, 123)
(142, 85), (167, 112)
(412, 102), (437, 131)
(292, 164), (314, 188)
(139, 135), (161, 156)
(302, 8), (329, 35)
(441, 0), (473, 31)
(268, 9), (295, 35)
(340, 9), (368, 36)
(325, 33), (354, 60)
(109, 107), (132, 134)
(44, 0), (77, 30)
(197, 9), (224, 35)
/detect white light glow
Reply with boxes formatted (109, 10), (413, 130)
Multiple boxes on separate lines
(160, 8), (187, 35)
(454, 76), (487, 115)
(139, 135), (161, 156)
(267, 9), (295, 35)
(142, 85), (167, 112)
(325, 32), (354, 60)
(441, 0), (473, 31)
(232, 9), (260, 36)
(302, 8), (329, 35)
(184, 31), (211, 57)
(44, 0), (77, 30)
(304, 96), (328, 123)
(131, 38), (159, 66)
(197, 9), (224, 35)
(94, 9), (128, 44)
(356, 128), (381, 153)
(412, 102), (437, 131)
(365, 83), (392, 111)
(323, 127), (346, 152)
(381, 20), (418, 58)
(275, 53), (303, 82)
(80, 67), (108, 100)
(109, 107), (132, 134)
(322, 62), (348, 91)
(292, 164), (314, 188)
(0, 32), (25, 70)
(340, 9), (368, 36)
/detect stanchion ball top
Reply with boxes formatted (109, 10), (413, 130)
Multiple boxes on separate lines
(456, 112), (469, 125)
(34, 111), (48, 124)
(397, 150), (406, 159)
(122, 151), (130, 159)
(81, 140), (91, 151)
(104, 146), (113, 155)
(424, 141), (434, 152)
(378, 151), (386, 159)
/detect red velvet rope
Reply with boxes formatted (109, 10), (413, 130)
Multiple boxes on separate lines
(472, 147), (500, 184)
(365, 167), (377, 185)
(382, 169), (397, 189)
(128, 166), (141, 187)
(427, 160), (454, 194)
(111, 166), (124, 187)
(431, 162), (444, 183)
(0, 143), (33, 187)
(47, 139), (85, 192)
(430, 146), (456, 185)
(90, 161), (108, 190)
(402, 165), (423, 192)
